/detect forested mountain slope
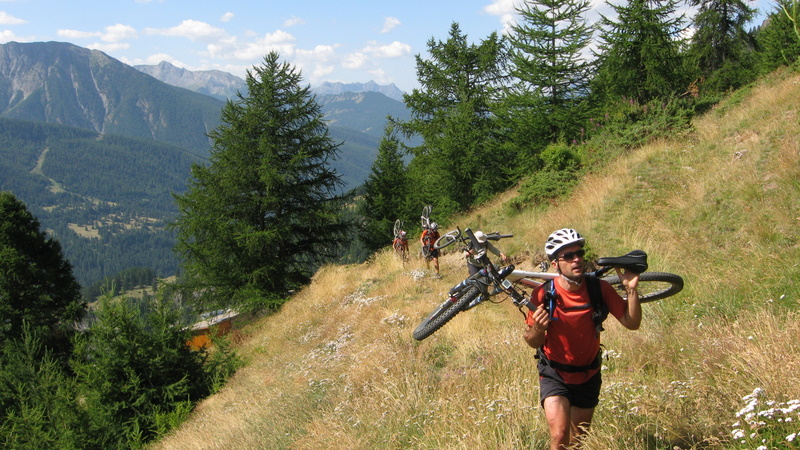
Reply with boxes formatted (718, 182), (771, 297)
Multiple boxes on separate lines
(155, 70), (800, 449)
(0, 117), (202, 286)
(0, 41), (224, 155)
(0, 42), (405, 289)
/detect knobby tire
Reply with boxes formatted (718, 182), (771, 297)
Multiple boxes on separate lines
(434, 232), (458, 250)
(602, 271), (683, 303)
(413, 287), (479, 341)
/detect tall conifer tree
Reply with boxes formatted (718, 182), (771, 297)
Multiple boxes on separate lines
(358, 125), (409, 253)
(0, 191), (84, 349)
(501, 0), (595, 171)
(756, 0), (800, 72)
(689, 0), (757, 91)
(592, 0), (688, 103)
(397, 23), (510, 214)
(505, 0), (594, 143)
(172, 52), (348, 311)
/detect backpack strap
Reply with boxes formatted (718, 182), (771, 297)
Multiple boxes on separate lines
(585, 271), (609, 338)
(542, 279), (558, 322)
(540, 273), (607, 336)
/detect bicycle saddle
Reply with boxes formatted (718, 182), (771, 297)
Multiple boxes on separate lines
(596, 250), (648, 274)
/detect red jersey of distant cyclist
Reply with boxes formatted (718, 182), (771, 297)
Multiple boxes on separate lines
(526, 277), (628, 384)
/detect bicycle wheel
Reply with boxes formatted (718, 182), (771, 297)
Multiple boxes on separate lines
(421, 205), (432, 229)
(434, 230), (459, 250)
(393, 219), (402, 238)
(601, 271), (684, 303)
(413, 287), (478, 341)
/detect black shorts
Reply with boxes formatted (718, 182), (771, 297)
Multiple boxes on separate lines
(426, 248), (439, 258)
(537, 359), (601, 409)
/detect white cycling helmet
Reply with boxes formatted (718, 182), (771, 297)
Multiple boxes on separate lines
(430, 222), (438, 230)
(474, 230), (488, 244)
(545, 228), (585, 260)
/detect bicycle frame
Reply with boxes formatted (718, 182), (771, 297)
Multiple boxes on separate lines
(413, 228), (684, 341)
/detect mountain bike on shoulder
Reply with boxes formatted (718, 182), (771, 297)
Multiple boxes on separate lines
(392, 219), (409, 262)
(412, 227), (684, 341)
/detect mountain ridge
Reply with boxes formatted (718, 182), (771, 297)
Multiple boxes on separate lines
(0, 41), (404, 289)
(133, 60), (406, 102)
(0, 41), (223, 155)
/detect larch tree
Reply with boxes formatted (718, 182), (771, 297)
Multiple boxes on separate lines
(592, 0), (689, 104)
(358, 124), (410, 254)
(688, 0), (757, 91)
(172, 52), (349, 312)
(504, 0), (595, 152)
(0, 191), (84, 350)
(756, 0), (800, 73)
(397, 22), (511, 215)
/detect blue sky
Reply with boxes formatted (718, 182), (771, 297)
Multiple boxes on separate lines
(0, 0), (775, 93)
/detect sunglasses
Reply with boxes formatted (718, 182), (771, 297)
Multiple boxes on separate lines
(558, 249), (586, 261)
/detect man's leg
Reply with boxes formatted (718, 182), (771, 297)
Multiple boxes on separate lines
(542, 396), (571, 449)
(570, 406), (595, 444)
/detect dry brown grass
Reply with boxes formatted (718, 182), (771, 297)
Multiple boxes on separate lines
(153, 70), (800, 450)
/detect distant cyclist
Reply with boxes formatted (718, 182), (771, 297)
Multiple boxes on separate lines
(420, 222), (440, 275)
(463, 230), (509, 276)
(393, 230), (409, 261)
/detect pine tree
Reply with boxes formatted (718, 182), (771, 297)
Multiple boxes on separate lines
(505, 0), (595, 147)
(0, 323), (90, 447)
(397, 23), (511, 214)
(756, 0), (800, 73)
(0, 191), (85, 350)
(358, 125), (410, 253)
(72, 295), (209, 447)
(172, 52), (349, 312)
(592, 0), (689, 104)
(689, 0), (757, 91)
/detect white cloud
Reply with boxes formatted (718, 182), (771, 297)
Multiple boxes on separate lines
(220, 12), (234, 23)
(284, 16), (305, 27)
(58, 29), (101, 39)
(342, 52), (367, 69)
(87, 42), (131, 52)
(368, 68), (390, 84)
(309, 63), (335, 81)
(0, 12), (26, 25)
(206, 30), (297, 61)
(362, 41), (411, 59)
(381, 17), (400, 33)
(145, 19), (226, 41)
(295, 44), (337, 61)
(145, 53), (184, 66)
(0, 29), (20, 43)
(484, 0), (519, 31)
(57, 24), (136, 43)
(102, 24), (138, 42)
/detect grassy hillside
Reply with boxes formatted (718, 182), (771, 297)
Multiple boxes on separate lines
(153, 70), (800, 449)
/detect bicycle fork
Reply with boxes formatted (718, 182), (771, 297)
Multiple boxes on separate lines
(448, 271), (491, 311)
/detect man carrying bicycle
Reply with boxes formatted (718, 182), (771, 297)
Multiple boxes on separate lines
(393, 230), (409, 261)
(523, 228), (640, 450)
(463, 230), (509, 276)
(420, 222), (440, 275)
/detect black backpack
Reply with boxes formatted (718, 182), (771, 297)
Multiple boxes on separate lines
(542, 271), (608, 338)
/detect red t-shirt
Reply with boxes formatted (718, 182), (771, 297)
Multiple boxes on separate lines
(525, 277), (627, 384)
(421, 230), (439, 247)
(393, 237), (408, 251)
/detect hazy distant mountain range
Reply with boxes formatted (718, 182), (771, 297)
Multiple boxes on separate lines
(133, 60), (407, 102)
(0, 41), (411, 289)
